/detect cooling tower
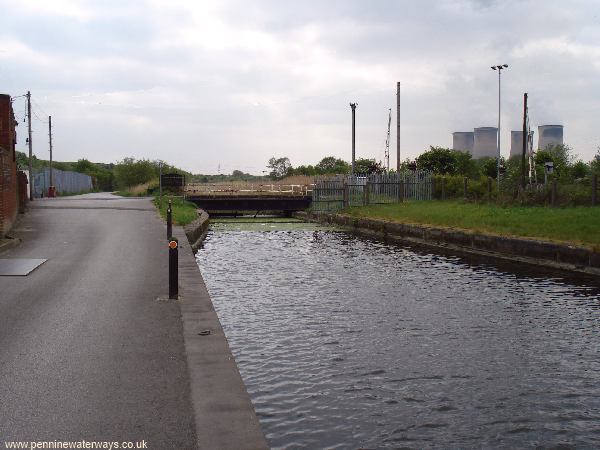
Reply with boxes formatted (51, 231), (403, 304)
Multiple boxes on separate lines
(510, 131), (524, 158)
(452, 132), (474, 154)
(473, 127), (498, 159)
(538, 125), (563, 151)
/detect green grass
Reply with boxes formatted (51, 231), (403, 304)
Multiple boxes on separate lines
(153, 196), (200, 226)
(344, 201), (600, 249)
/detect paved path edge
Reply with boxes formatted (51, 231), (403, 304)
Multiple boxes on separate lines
(173, 221), (269, 450)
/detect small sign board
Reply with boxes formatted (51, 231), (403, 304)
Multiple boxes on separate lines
(161, 173), (185, 188)
(169, 240), (178, 249)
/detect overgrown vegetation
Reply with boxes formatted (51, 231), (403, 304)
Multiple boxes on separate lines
(345, 201), (600, 248)
(153, 196), (199, 226)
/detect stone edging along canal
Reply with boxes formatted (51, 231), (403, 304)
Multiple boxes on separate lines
(297, 211), (600, 277)
(175, 209), (269, 450)
(184, 209), (210, 253)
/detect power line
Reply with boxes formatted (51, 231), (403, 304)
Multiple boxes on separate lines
(32, 100), (50, 118)
(32, 109), (48, 124)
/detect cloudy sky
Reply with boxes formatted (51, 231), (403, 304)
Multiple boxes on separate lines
(1, 0), (599, 174)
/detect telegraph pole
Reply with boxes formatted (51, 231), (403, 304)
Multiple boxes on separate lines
(48, 115), (54, 194)
(396, 82), (401, 172)
(350, 102), (357, 174)
(521, 93), (527, 189)
(27, 91), (33, 201)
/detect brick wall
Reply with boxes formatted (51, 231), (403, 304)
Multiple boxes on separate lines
(0, 93), (19, 237)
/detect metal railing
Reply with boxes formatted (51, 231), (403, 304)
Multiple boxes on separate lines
(312, 171), (433, 212)
(185, 183), (312, 197)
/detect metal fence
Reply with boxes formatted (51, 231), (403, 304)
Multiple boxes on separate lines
(312, 171), (433, 212)
(33, 168), (93, 198)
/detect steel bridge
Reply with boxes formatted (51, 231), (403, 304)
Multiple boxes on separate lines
(185, 183), (312, 215)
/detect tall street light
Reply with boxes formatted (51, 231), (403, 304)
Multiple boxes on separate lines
(491, 64), (508, 191)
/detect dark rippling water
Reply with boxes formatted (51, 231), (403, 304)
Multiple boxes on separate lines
(195, 221), (600, 449)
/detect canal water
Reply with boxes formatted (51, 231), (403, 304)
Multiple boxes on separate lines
(195, 219), (600, 449)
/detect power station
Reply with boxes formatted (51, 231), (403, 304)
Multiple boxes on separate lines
(452, 132), (474, 154)
(473, 127), (498, 158)
(452, 124), (564, 158)
(538, 125), (563, 151)
(510, 131), (524, 158)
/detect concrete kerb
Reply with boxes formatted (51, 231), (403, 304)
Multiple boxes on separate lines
(298, 211), (600, 277)
(184, 209), (210, 253)
(172, 212), (268, 450)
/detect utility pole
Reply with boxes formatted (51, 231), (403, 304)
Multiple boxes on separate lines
(350, 102), (357, 174)
(396, 82), (401, 172)
(521, 93), (527, 189)
(48, 115), (53, 193)
(27, 91), (33, 201)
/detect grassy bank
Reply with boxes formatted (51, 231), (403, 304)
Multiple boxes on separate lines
(343, 201), (600, 248)
(153, 197), (200, 226)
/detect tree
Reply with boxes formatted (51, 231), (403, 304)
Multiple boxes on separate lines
(267, 157), (291, 179)
(416, 147), (457, 174)
(354, 158), (385, 174)
(73, 158), (96, 174)
(315, 156), (350, 175)
(113, 157), (156, 188)
(291, 165), (317, 176)
(571, 161), (589, 179)
(479, 157), (498, 179)
(535, 144), (574, 179)
(454, 151), (478, 177)
(591, 148), (600, 174)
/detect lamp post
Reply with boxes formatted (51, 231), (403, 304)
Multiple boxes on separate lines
(491, 64), (508, 191)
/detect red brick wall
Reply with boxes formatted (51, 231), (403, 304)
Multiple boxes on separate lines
(0, 93), (19, 237)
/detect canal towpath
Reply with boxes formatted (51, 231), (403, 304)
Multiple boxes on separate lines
(0, 193), (266, 449)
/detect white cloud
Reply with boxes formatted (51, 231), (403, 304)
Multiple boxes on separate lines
(2, 0), (600, 172)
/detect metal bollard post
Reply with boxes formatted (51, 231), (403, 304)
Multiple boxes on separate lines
(551, 179), (557, 207)
(167, 200), (172, 239)
(169, 238), (178, 300)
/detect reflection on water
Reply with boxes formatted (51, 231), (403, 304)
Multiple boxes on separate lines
(196, 221), (600, 449)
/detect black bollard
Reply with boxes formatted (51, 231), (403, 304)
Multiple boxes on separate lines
(167, 200), (172, 240)
(169, 238), (178, 300)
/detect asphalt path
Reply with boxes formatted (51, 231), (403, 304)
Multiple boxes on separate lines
(0, 193), (197, 448)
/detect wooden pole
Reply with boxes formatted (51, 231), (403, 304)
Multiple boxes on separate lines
(27, 91), (33, 201)
(48, 115), (53, 190)
(521, 93), (528, 189)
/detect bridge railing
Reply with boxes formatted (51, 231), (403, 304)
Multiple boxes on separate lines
(185, 183), (313, 197)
